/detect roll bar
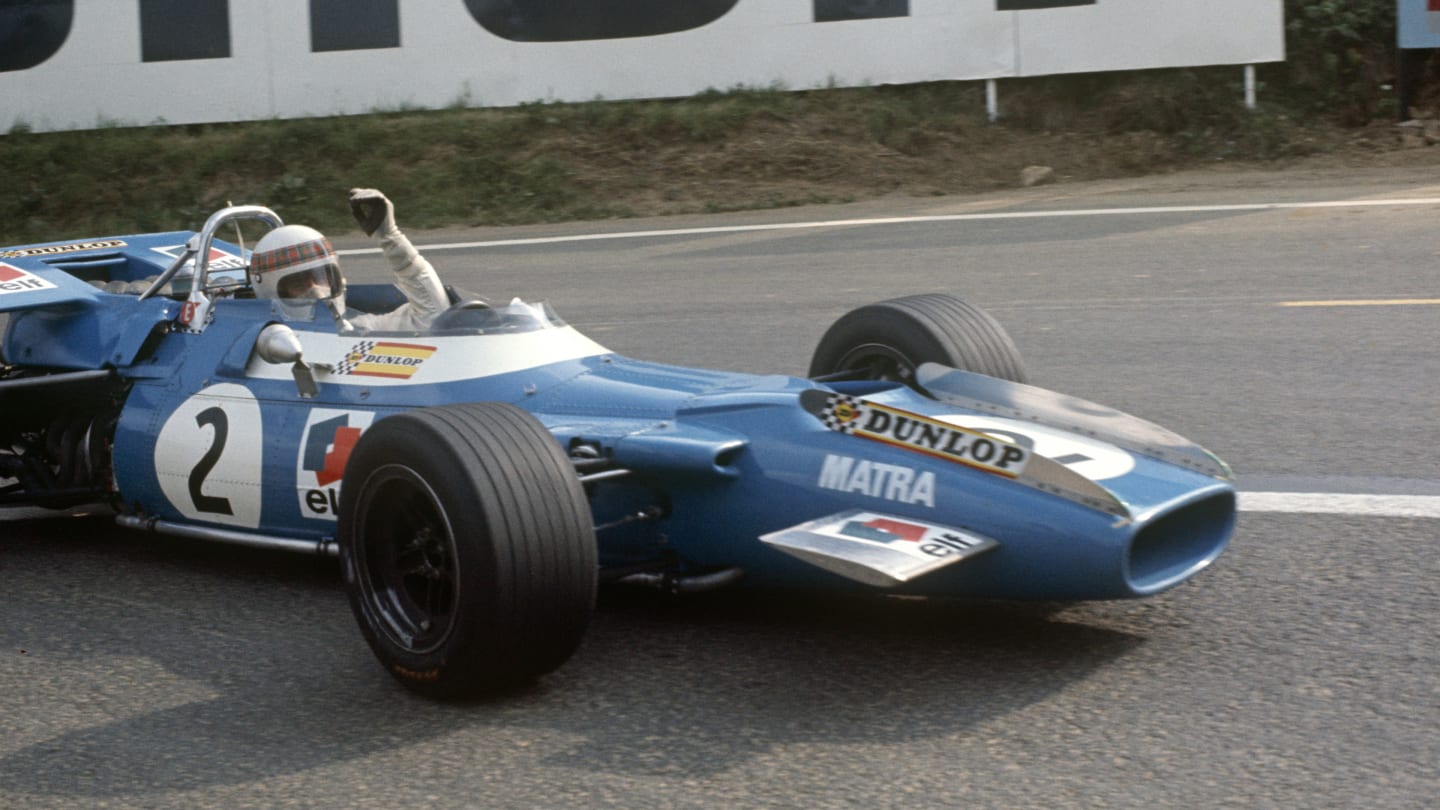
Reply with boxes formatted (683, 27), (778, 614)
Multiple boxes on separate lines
(138, 205), (285, 301)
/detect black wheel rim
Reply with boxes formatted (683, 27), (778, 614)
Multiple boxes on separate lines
(833, 342), (917, 384)
(354, 464), (459, 655)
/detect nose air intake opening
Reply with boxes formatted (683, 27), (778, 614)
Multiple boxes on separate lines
(1127, 491), (1236, 595)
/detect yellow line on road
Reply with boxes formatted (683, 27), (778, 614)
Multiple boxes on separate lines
(1278, 299), (1440, 307)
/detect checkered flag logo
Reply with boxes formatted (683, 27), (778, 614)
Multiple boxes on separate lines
(334, 341), (375, 376)
(822, 393), (864, 434)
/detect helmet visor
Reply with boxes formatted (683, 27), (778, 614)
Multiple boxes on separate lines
(276, 264), (337, 300)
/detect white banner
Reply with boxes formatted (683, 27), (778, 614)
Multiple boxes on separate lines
(0, 0), (1284, 133)
(1399, 0), (1440, 49)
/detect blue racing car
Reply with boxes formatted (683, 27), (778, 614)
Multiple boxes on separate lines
(0, 204), (1236, 698)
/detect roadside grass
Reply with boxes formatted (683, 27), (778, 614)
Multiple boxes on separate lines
(0, 64), (1432, 246)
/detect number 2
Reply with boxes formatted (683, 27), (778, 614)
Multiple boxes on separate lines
(188, 406), (234, 515)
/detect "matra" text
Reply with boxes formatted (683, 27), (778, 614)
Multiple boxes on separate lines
(817, 454), (936, 507)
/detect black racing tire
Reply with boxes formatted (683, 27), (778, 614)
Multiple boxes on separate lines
(808, 294), (1028, 385)
(338, 402), (596, 699)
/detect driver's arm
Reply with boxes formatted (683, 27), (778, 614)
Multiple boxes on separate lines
(349, 188), (449, 327)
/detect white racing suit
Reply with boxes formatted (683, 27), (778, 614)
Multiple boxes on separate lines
(345, 221), (449, 332)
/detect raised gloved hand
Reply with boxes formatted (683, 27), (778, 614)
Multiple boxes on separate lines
(349, 187), (396, 237)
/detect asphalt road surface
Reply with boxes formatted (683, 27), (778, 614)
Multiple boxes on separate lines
(3, 165), (1437, 808)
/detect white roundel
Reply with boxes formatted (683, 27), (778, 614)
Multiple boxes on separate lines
(154, 384), (264, 528)
(936, 414), (1136, 481)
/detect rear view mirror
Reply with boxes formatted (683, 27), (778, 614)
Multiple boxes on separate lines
(255, 324), (319, 398)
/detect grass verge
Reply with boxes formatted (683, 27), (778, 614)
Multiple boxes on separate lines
(2, 65), (1437, 246)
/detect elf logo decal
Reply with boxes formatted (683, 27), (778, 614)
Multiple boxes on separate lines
(837, 515), (991, 559)
(296, 409), (376, 520)
(818, 454), (936, 508)
(0, 262), (57, 294)
(152, 244), (248, 272)
(152, 244), (250, 291)
(304, 417), (361, 486)
(154, 384), (264, 528)
(335, 341), (437, 380)
(842, 516), (928, 543)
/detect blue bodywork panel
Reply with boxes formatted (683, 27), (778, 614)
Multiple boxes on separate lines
(1, 226), (1236, 601)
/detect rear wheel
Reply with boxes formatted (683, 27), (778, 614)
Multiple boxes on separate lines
(808, 293), (1027, 385)
(338, 402), (596, 698)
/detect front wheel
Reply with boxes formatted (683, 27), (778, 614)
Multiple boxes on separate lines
(338, 402), (596, 698)
(808, 293), (1028, 385)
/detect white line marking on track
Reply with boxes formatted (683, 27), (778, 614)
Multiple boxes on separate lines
(1278, 299), (1440, 307)
(1239, 492), (1440, 519)
(336, 197), (1440, 255)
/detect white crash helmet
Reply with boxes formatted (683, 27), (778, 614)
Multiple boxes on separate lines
(250, 224), (344, 302)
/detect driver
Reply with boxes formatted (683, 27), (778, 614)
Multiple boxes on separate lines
(249, 188), (448, 331)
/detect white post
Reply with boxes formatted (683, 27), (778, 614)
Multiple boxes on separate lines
(1244, 64), (1257, 110)
(986, 79), (999, 122)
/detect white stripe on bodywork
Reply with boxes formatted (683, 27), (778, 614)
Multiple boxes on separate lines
(244, 326), (610, 385)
